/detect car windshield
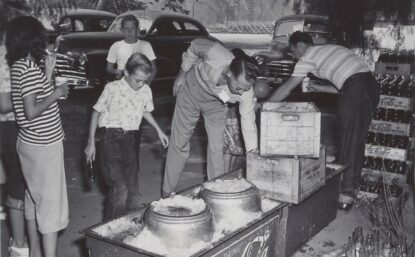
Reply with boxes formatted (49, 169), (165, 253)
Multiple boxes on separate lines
(274, 20), (329, 38)
(303, 22), (329, 33)
(274, 21), (304, 37)
(108, 15), (152, 33)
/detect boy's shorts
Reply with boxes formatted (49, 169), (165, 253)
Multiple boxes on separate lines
(0, 121), (26, 210)
(17, 139), (69, 234)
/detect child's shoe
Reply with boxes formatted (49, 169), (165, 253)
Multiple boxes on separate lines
(9, 238), (29, 257)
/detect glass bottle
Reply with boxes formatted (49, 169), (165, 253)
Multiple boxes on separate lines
(86, 160), (96, 184)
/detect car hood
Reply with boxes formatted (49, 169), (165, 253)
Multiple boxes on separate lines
(57, 31), (132, 53)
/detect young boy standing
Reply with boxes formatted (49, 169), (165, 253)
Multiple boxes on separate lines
(85, 53), (168, 220)
(106, 14), (158, 185)
(106, 14), (157, 82)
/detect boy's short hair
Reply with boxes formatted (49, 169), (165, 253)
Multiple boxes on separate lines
(125, 53), (153, 75)
(121, 14), (139, 28)
(289, 31), (314, 46)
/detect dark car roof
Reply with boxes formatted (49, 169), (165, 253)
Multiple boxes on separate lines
(276, 14), (328, 23)
(62, 8), (116, 18)
(117, 10), (192, 21)
(59, 10), (208, 42)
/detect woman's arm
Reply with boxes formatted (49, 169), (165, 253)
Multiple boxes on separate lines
(22, 85), (68, 121)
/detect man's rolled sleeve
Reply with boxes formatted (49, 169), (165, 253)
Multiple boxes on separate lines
(239, 88), (258, 151)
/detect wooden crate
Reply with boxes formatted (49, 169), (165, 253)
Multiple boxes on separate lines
(247, 148), (326, 204)
(375, 62), (415, 76)
(260, 102), (321, 158)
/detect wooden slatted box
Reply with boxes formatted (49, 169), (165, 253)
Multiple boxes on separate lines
(247, 147), (326, 204)
(260, 102), (321, 158)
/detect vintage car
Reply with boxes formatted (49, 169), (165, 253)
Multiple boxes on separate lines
(53, 10), (216, 93)
(39, 9), (116, 43)
(253, 15), (334, 88)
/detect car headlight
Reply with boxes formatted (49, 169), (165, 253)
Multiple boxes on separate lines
(79, 53), (88, 66)
(254, 55), (265, 66)
(64, 51), (87, 68)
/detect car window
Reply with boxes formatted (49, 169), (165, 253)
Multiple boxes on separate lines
(74, 19), (85, 32)
(304, 22), (329, 33)
(183, 21), (203, 36)
(274, 21), (304, 37)
(109, 16), (152, 33)
(89, 18), (111, 31)
(151, 20), (181, 36)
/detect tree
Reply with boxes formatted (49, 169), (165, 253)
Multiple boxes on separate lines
(283, 0), (414, 48)
(162, 0), (189, 14)
(243, 0), (254, 22)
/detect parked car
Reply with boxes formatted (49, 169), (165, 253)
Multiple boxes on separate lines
(39, 9), (116, 44)
(52, 10), (216, 92)
(253, 15), (336, 87)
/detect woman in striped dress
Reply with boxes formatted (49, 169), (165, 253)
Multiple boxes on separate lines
(6, 16), (70, 257)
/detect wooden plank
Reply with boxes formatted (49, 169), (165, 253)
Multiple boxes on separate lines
(369, 120), (411, 136)
(260, 102), (321, 158)
(378, 95), (412, 110)
(361, 168), (407, 184)
(365, 144), (407, 161)
(375, 62), (414, 76)
(247, 148), (326, 204)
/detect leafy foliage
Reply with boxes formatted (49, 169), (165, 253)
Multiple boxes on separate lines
(162, 0), (189, 14)
(284, 0), (414, 47)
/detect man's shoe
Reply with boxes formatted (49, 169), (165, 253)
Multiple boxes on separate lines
(161, 191), (174, 198)
(338, 193), (354, 211)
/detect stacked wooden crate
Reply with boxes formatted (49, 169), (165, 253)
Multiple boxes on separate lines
(247, 102), (326, 204)
(358, 56), (414, 199)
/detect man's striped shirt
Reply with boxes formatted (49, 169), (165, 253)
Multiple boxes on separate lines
(291, 45), (370, 90)
(10, 58), (64, 145)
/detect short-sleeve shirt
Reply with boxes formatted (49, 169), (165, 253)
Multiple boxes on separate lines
(291, 44), (370, 89)
(106, 39), (156, 70)
(10, 58), (64, 145)
(0, 45), (14, 121)
(94, 78), (154, 131)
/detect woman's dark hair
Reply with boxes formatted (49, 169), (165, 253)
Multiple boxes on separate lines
(121, 14), (139, 28)
(288, 31), (314, 47)
(230, 48), (260, 82)
(125, 53), (153, 75)
(6, 16), (47, 66)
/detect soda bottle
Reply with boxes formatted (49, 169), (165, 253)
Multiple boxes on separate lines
(367, 131), (376, 144)
(385, 109), (394, 122)
(86, 160), (96, 184)
(398, 136), (408, 149)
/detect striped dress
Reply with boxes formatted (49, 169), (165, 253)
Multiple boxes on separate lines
(291, 44), (370, 90)
(10, 58), (64, 145)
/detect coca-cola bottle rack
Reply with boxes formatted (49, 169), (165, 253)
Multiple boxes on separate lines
(359, 71), (414, 198)
(375, 49), (415, 76)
